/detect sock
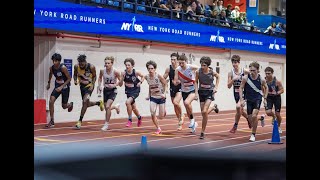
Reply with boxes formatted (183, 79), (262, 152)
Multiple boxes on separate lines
(234, 123), (238, 127)
(128, 115), (132, 122)
(137, 115), (142, 120)
(96, 101), (100, 105)
(50, 118), (54, 124)
(79, 116), (83, 122)
(189, 114), (193, 119)
(252, 133), (256, 136)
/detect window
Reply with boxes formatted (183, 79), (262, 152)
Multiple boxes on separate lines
(258, 0), (286, 17)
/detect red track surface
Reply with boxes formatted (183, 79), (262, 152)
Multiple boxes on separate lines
(34, 107), (286, 153)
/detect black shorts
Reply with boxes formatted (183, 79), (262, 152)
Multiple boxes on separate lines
(198, 90), (214, 102)
(246, 99), (262, 115)
(170, 86), (181, 98)
(80, 85), (93, 100)
(266, 95), (281, 112)
(103, 88), (118, 102)
(150, 97), (166, 104)
(126, 91), (140, 105)
(50, 86), (70, 104)
(182, 90), (195, 101)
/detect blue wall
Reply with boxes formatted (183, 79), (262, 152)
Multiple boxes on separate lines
(34, 0), (286, 55)
(246, 0), (286, 30)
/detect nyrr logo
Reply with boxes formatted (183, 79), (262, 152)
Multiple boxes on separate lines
(121, 16), (144, 33)
(210, 30), (225, 43)
(269, 39), (280, 50)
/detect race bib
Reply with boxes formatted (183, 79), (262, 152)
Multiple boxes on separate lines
(125, 83), (134, 88)
(200, 84), (211, 89)
(269, 90), (277, 95)
(56, 79), (64, 84)
(183, 82), (193, 86)
(80, 79), (89, 85)
(105, 83), (115, 88)
(150, 87), (160, 93)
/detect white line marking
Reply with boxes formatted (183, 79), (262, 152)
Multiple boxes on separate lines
(169, 128), (286, 149)
(208, 136), (286, 151)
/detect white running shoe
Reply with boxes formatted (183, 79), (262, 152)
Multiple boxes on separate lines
(191, 122), (198, 133)
(278, 127), (282, 134)
(249, 134), (255, 142)
(101, 122), (109, 131)
(189, 119), (195, 128)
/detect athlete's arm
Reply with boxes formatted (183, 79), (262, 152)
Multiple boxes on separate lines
(243, 68), (250, 75)
(118, 71), (125, 87)
(213, 71), (220, 93)
(90, 64), (97, 91)
(276, 80), (284, 95)
(189, 64), (200, 71)
(73, 64), (78, 85)
(163, 67), (170, 80)
(239, 75), (248, 106)
(46, 67), (53, 90)
(136, 70), (145, 87)
(261, 77), (268, 99)
(98, 69), (103, 88)
(261, 78), (269, 107)
(194, 75), (199, 101)
(145, 75), (150, 100)
(60, 65), (71, 88)
(114, 69), (121, 87)
(195, 70), (199, 85)
(227, 71), (233, 89)
(159, 73), (168, 98)
(97, 69), (103, 94)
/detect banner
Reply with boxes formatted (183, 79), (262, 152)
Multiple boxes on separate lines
(64, 59), (73, 78)
(34, 0), (286, 55)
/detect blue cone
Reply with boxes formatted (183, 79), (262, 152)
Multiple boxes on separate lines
(141, 135), (148, 150)
(268, 120), (283, 144)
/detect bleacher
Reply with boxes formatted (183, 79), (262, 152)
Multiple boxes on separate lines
(69, 0), (286, 38)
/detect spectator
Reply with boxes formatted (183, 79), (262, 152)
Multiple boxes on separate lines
(172, 1), (183, 18)
(214, 0), (224, 14)
(264, 22), (277, 35)
(211, 9), (219, 25)
(218, 10), (230, 27)
(225, 4), (232, 18)
(230, 6), (240, 21)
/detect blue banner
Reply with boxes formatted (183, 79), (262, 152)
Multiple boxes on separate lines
(64, 59), (72, 78)
(34, 0), (286, 55)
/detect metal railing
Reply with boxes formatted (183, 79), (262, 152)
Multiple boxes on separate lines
(69, 0), (286, 38)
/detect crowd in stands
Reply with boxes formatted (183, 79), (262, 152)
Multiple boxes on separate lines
(77, 0), (286, 37)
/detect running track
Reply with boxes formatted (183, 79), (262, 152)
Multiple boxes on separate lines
(34, 107), (286, 162)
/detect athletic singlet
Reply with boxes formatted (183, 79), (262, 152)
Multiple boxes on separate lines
(77, 63), (93, 88)
(146, 73), (164, 99)
(231, 67), (244, 94)
(169, 65), (181, 89)
(198, 67), (215, 91)
(124, 69), (141, 93)
(52, 63), (70, 89)
(266, 76), (279, 97)
(103, 67), (117, 90)
(245, 74), (263, 101)
(177, 65), (195, 92)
